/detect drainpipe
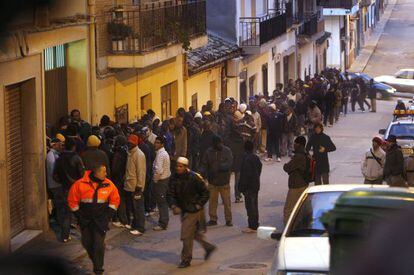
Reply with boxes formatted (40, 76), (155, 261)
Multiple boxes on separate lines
(294, 27), (299, 80)
(88, 0), (97, 125)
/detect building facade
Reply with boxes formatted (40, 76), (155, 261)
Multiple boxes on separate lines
(0, 0), (92, 251)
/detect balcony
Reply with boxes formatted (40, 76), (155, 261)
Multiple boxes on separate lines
(319, 0), (359, 15)
(318, 0), (359, 9)
(298, 8), (325, 44)
(239, 10), (287, 54)
(104, 0), (207, 68)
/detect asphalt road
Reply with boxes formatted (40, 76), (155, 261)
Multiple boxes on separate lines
(364, 0), (414, 77)
(71, 99), (395, 275)
(71, 3), (414, 273)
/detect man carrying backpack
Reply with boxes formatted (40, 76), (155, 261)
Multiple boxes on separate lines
(283, 136), (308, 225)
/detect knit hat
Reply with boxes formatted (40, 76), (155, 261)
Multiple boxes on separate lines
(177, 157), (189, 166)
(194, 112), (203, 119)
(203, 111), (211, 116)
(128, 134), (139, 146)
(246, 110), (252, 116)
(270, 103), (277, 111)
(386, 135), (397, 143)
(234, 110), (244, 121)
(239, 103), (247, 113)
(56, 133), (66, 143)
(372, 136), (383, 145)
(87, 135), (101, 147)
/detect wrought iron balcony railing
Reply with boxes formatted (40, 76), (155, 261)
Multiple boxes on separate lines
(105, 0), (206, 54)
(239, 10), (287, 47)
(317, 0), (359, 9)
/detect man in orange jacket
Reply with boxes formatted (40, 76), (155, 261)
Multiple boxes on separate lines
(68, 163), (120, 275)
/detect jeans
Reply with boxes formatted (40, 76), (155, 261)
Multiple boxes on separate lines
(152, 178), (170, 228)
(323, 107), (334, 126)
(315, 172), (329, 185)
(267, 135), (281, 158)
(125, 191), (145, 232)
(234, 172), (242, 200)
(50, 187), (71, 240)
(115, 188), (129, 225)
(144, 178), (155, 213)
(281, 132), (295, 157)
(81, 224), (106, 274)
(243, 191), (259, 230)
(208, 184), (232, 223)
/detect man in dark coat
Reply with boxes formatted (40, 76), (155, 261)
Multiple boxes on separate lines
(200, 136), (233, 227)
(306, 123), (336, 185)
(239, 141), (262, 233)
(53, 137), (85, 242)
(167, 157), (216, 268)
(383, 135), (406, 187)
(283, 136), (308, 224)
(266, 104), (284, 162)
(368, 79), (377, 112)
(82, 135), (111, 177)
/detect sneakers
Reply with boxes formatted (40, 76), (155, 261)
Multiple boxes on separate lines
(276, 157), (281, 162)
(235, 197), (244, 203)
(125, 224), (132, 230)
(242, 227), (257, 233)
(225, 221), (233, 227)
(130, 230), (143, 236)
(264, 157), (272, 162)
(62, 236), (72, 243)
(206, 220), (218, 226)
(153, 225), (167, 231)
(205, 245), (217, 260)
(112, 222), (125, 228)
(178, 260), (191, 268)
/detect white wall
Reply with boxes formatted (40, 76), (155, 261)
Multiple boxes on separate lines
(325, 16), (342, 68)
(299, 42), (315, 79)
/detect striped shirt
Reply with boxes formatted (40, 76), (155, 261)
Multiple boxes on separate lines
(153, 147), (171, 182)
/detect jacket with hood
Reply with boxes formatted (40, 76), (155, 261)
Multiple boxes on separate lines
(200, 145), (233, 186)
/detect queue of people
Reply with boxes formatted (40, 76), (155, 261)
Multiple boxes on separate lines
(45, 67), (381, 273)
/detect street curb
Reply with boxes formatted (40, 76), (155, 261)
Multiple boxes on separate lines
(350, 0), (397, 72)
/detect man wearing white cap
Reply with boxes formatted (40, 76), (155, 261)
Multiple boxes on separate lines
(167, 157), (216, 268)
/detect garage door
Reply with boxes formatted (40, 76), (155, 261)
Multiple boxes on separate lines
(5, 84), (25, 237)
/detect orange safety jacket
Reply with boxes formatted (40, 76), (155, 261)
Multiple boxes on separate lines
(68, 171), (120, 232)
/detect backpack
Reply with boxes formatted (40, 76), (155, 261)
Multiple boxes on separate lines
(304, 154), (316, 184)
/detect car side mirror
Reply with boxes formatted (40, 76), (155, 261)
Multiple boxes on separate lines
(271, 232), (283, 241)
(379, 129), (386, 135)
(257, 226), (278, 240)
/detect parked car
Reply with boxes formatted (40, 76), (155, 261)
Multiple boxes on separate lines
(379, 117), (414, 158)
(340, 72), (396, 99)
(375, 69), (414, 93)
(257, 184), (388, 275)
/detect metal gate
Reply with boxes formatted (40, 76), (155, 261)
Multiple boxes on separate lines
(5, 84), (25, 237)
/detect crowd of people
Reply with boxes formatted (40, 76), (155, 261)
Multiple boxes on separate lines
(46, 67), (385, 273)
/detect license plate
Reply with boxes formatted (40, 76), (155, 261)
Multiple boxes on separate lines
(402, 148), (413, 155)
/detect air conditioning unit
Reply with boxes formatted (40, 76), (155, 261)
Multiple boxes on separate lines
(227, 58), (241, 77)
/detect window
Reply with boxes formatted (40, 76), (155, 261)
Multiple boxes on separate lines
(161, 83), (172, 121)
(44, 44), (66, 71)
(191, 93), (198, 111)
(287, 192), (343, 237)
(262, 64), (268, 96)
(389, 124), (414, 140)
(395, 70), (412, 79)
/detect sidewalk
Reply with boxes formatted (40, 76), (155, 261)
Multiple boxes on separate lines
(16, 223), (125, 273)
(349, 0), (397, 72)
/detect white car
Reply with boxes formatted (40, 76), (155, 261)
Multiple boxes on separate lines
(375, 69), (414, 93)
(258, 184), (388, 275)
(379, 118), (414, 158)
